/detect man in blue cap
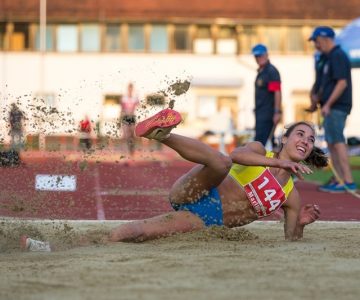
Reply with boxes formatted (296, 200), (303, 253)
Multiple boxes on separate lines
(252, 43), (282, 149)
(308, 26), (356, 193)
(307, 27), (335, 112)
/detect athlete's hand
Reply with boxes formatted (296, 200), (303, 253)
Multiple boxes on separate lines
(278, 160), (313, 180)
(299, 204), (320, 226)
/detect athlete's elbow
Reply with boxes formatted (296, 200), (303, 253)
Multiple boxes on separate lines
(229, 149), (245, 163)
(219, 154), (233, 174)
(229, 150), (252, 166)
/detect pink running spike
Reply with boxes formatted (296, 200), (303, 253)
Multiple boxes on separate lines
(135, 108), (182, 138)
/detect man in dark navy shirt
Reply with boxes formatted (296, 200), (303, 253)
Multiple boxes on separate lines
(252, 44), (282, 148)
(308, 26), (356, 193)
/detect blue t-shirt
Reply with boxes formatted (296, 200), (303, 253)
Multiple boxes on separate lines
(254, 62), (281, 121)
(320, 45), (352, 114)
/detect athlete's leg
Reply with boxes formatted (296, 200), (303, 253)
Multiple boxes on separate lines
(135, 109), (232, 204)
(163, 134), (232, 204)
(109, 211), (205, 242)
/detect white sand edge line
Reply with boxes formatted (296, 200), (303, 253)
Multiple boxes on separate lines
(1, 217), (360, 226)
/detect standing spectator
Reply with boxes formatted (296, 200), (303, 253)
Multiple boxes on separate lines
(9, 103), (24, 150)
(252, 44), (282, 149)
(308, 26), (356, 192)
(120, 82), (139, 155)
(79, 115), (92, 151)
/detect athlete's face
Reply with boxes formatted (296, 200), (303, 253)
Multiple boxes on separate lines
(282, 124), (315, 161)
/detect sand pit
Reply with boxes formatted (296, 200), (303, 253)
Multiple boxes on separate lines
(1, 219), (360, 300)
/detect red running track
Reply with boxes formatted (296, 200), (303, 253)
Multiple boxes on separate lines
(0, 150), (359, 221)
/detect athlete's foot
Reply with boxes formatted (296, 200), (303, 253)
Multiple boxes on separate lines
(135, 108), (182, 141)
(20, 235), (52, 252)
(109, 223), (144, 242)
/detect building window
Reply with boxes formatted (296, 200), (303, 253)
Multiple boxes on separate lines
(218, 26), (236, 39)
(286, 27), (304, 53)
(34, 93), (56, 108)
(43, 93), (56, 107)
(194, 25), (213, 54)
(197, 26), (212, 39)
(105, 24), (121, 51)
(10, 23), (30, 51)
(128, 24), (145, 51)
(198, 95), (217, 118)
(146, 93), (166, 105)
(34, 25), (54, 51)
(217, 26), (237, 55)
(104, 94), (121, 106)
(174, 25), (190, 51)
(239, 25), (258, 54)
(103, 94), (121, 120)
(197, 94), (238, 134)
(0, 23), (6, 49)
(57, 25), (78, 52)
(262, 26), (282, 53)
(218, 96), (238, 128)
(293, 91), (320, 124)
(31, 93), (58, 135)
(150, 25), (168, 53)
(81, 24), (100, 52)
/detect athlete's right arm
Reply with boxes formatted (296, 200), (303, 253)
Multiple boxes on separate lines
(230, 142), (268, 166)
(230, 142), (312, 178)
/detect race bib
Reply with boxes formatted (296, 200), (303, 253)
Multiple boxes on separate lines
(244, 169), (286, 217)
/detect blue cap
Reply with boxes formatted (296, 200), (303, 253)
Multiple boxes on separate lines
(308, 26), (335, 41)
(251, 44), (268, 56)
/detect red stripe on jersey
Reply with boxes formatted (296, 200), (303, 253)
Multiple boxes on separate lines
(268, 81), (281, 92)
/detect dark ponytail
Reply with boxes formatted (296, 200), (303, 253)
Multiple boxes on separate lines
(304, 146), (328, 168)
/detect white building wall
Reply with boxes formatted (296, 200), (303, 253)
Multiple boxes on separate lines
(0, 52), (359, 143)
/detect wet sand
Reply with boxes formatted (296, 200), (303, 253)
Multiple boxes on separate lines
(1, 219), (360, 300)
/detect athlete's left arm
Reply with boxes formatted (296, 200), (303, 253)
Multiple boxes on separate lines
(282, 189), (321, 240)
(282, 188), (301, 241)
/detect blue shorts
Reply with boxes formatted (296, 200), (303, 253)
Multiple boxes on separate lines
(323, 109), (348, 144)
(170, 187), (224, 226)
